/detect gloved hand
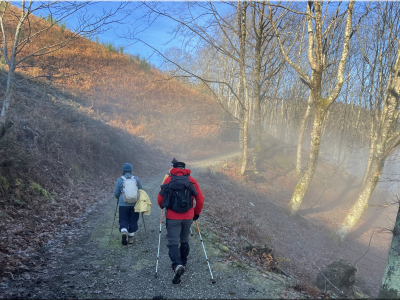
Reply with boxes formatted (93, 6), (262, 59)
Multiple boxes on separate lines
(193, 214), (200, 221)
(159, 205), (164, 209)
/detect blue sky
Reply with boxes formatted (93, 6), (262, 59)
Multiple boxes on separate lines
(21, 1), (231, 68)
(22, 1), (182, 68)
(89, 2), (181, 68)
(65, 1), (231, 69)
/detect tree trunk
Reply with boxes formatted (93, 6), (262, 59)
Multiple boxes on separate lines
(288, 105), (326, 215)
(334, 153), (384, 242)
(238, 1), (248, 171)
(254, 92), (262, 152)
(253, 23), (262, 152)
(362, 136), (377, 185)
(0, 67), (15, 126)
(296, 92), (312, 173)
(378, 202), (400, 299)
(237, 1), (246, 152)
(241, 78), (250, 175)
(336, 38), (400, 240)
(362, 111), (378, 185)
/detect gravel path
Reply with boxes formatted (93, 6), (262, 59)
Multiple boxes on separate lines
(2, 156), (301, 299)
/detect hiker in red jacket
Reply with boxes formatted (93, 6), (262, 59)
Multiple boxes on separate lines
(157, 161), (204, 284)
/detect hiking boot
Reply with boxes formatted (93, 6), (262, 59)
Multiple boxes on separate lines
(172, 265), (185, 284)
(121, 231), (128, 246)
(128, 236), (134, 244)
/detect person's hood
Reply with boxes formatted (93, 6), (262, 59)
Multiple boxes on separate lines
(170, 168), (191, 176)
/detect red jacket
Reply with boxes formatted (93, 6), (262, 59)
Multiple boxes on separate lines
(157, 168), (204, 220)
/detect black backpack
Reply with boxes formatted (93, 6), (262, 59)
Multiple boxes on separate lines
(160, 174), (198, 213)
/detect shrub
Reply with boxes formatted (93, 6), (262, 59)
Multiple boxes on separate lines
(60, 22), (66, 33)
(139, 58), (151, 72)
(0, 175), (9, 195)
(29, 182), (50, 197)
(102, 41), (117, 53)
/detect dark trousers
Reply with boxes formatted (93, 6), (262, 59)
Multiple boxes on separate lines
(119, 206), (139, 233)
(167, 219), (192, 270)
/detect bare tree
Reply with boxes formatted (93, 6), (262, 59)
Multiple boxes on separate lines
(138, 1), (256, 173)
(0, 1), (128, 135)
(266, 1), (356, 215)
(238, 0), (250, 174)
(335, 13), (400, 241)
(249, 1), (284, 153)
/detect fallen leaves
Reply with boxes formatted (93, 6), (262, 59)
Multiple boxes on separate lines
(0, 178), (111, 279)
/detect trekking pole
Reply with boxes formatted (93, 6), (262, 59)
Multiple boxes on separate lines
(155, 209), (163, 278)
(190, 226), (193, 236)
(195, 220), (216, 284)
(109, 200), (118, 243)
(141, 212), (147, 235)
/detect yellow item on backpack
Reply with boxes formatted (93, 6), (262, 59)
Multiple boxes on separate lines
(161, 168), (172, 185)
(134, 189), (152, 215)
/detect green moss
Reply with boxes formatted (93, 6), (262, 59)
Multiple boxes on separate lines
(29, 182), (50, 197)
(0, 175), (9, 191)
(193, 224), (226, 258)
(353, 291), (366, 299)
(231, 261), (248, 270)
(321, 97), (328, 108)
(50, 191), (59, 204)
(90, 197), (122, 251)
(217, 244), (230, 252)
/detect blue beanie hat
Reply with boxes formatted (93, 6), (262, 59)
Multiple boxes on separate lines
(122, 163), (133, 173)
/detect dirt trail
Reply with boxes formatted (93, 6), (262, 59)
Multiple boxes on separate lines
(2, 156), (301, 299)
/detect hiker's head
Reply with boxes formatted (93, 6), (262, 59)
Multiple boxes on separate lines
(122, 163), (133, 174)
(173, 161), (186, 169)
(171, 157), (178, 167)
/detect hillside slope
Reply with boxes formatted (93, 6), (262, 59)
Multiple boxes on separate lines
(0, 10), (228, 280)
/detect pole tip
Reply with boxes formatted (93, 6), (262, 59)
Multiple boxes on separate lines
(212, 280), (216, 284)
